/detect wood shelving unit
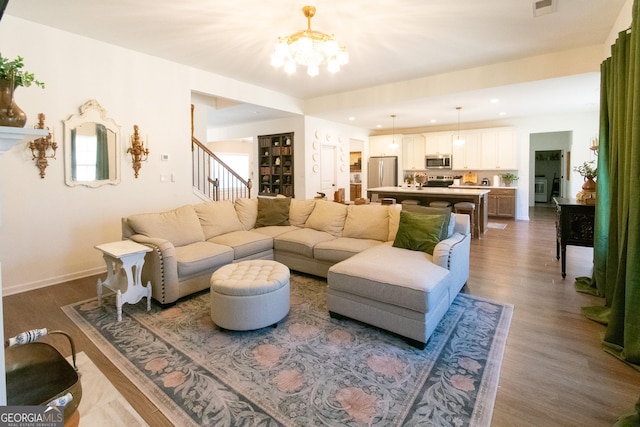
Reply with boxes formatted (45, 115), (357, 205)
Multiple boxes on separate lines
(258, 132), (294, 197)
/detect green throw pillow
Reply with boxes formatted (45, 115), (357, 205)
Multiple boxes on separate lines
(255, 197), (291, 227)
(392, 210), (446, 255)
(401, 205), (451, 240)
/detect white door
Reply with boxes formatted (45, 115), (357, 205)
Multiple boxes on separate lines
(321, 144), (337, 198)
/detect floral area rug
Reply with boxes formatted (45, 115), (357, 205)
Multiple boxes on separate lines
(63, 273), (512, 427)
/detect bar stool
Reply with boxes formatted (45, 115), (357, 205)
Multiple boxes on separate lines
(454, 202), (476, 238)
(429, 201), (451, 208)
(401, 200), (420, 206)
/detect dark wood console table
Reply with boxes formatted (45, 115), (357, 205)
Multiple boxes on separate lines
(553, 197), (595, 278)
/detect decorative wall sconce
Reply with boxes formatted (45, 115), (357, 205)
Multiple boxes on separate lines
(590, 137), (599, 155)
(127, 124), (149, 178)
(29, 113), (57, 179)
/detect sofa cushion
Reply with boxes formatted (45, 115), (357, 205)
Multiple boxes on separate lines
(401, 205), (452, 240)
(304, 200), (348, 237)
(127, 205), (204, 247)
(343, 205), (389, 242)
(314, 237), (383, 263)
(208, 230), (273, 259)
(252, 225), (301, 238)
(235, 198), (258, 230)
(194, 200), (244, 239)
(274, 228), (336, 258)
(255, 197), (291, 227)
(328, 244), (450, 314)
(392, 210), (446, 255)
(289, 199), (316, 227)
(174, 242), (234, 277)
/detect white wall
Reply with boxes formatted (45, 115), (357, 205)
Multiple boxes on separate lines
(0, 16), (319, 294)
(0, 16), (198, 294)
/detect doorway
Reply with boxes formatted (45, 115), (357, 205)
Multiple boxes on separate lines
(529, 131), (571, 206)
(534, 150), (562, 203)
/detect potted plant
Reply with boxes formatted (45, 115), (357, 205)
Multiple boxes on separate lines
(574, 160), (597, 193)
(0, 53), (45, 127)
(501, 172), (519, 187)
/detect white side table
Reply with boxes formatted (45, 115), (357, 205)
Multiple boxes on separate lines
(95, 240), (152, 321)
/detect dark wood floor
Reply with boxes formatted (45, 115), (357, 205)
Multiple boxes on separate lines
(4, 206), (640, 426)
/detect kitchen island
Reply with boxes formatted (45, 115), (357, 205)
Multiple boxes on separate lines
(367, 186), (490, 238)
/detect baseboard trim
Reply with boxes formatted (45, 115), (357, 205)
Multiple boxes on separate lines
(2, 266), (106, 296)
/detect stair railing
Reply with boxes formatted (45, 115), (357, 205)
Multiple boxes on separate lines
(192, 136), (252, 202)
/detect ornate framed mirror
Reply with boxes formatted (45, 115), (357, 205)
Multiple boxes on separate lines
(63, 100), (121, 187)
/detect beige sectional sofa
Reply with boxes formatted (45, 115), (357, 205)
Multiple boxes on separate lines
(122, 198), (471, 347)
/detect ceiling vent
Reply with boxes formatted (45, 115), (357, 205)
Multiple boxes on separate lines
(533, 0), (557, 17)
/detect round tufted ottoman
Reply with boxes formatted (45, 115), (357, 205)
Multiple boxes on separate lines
(210, 260), (290, 331)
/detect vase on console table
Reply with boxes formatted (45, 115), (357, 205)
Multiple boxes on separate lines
(577, 176), (596, 205)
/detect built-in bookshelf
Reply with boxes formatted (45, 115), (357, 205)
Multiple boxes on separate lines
(258, 132), (294, 197)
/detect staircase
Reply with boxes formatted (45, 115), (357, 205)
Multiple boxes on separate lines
(192, 136), (252, 202)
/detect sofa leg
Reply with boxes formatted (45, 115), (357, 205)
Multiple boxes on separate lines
(404, 337), (427, 350)
(329, 311), (349, 321)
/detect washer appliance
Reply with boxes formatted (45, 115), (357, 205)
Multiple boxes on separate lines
(535, 176), (548, 202)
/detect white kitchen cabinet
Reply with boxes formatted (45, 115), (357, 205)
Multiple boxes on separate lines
(425, 132), (452, 155)
(452, 132), (481, 170)
(402, 134), (426, 170)
(369, 135), (401, 157)
(481, 128), (517, 170)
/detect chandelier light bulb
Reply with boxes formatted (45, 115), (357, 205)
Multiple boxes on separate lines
(307, 64), (319, 76)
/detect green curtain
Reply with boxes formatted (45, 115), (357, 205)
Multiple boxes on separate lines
(589, 0), (640, 367)
(95, 123), (109, 180)
(587, 2), (640, 423)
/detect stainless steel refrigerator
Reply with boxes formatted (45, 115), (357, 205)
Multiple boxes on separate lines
(367, 156), (398, 188)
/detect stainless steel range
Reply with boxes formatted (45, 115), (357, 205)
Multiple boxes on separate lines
(425, 175), (454, 187)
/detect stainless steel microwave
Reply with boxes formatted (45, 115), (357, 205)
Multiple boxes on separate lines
(425, 154), (452, 169)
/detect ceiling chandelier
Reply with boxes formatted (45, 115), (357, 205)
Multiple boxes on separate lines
(271, 5), (349, 76)
(453, 107), (465, 146)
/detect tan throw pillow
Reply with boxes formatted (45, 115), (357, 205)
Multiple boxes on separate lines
(343, 205), (389, 241)
(289, 199), (316, 227)
(255, 197), (291, 227)
(235, 198), (258, 230)
(193, 200), (244, 239)
(388, 204), (402, 241)
(127, 205), (204, 247)
(304, 200), (348, 237)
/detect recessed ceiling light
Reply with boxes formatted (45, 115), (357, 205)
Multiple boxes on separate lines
(490, 98), (500, 104)
(348, 116), (355, 121)
(430, 119), (438, 123)
(376, 124), (382, 128)
(499, 112), (507, 116)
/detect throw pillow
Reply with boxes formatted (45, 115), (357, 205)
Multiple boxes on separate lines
(127, 205), (205, 247)
(401, 205), (452, 240)
(255, 197), (291, 227)
(304, 200), (348, 237)
(289, 199), (316, 227)
(343, 204), (389, 241)
(193, 200), (244, 240)
(235, 198), (258, 230)
(392, 210), (447, 255)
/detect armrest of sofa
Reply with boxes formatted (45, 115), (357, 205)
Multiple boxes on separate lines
(433, 213), (471, 300)
(126, 233), (179, 305)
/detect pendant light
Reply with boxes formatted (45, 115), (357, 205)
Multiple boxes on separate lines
(453, 107), (465, 146)
(390, 114), (397, 147)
